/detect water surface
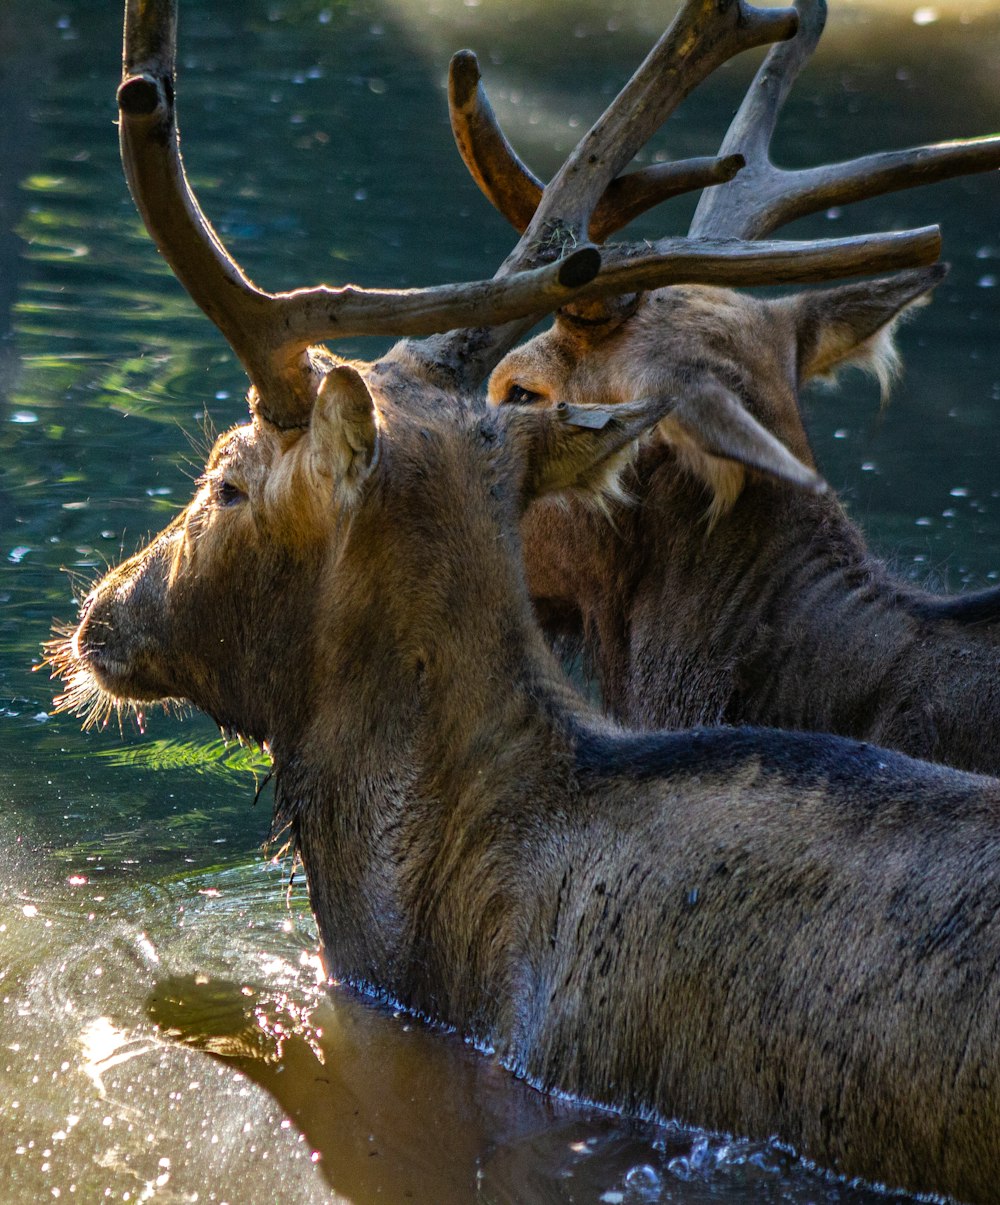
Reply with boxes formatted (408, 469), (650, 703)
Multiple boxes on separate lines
(1, 1), (998, 1201)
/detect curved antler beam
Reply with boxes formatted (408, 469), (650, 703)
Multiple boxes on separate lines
(119, 1), (608, 425)
(448, 50), (746, 240)
(267, 248), (604, 344)
(583, 226), (942, 295)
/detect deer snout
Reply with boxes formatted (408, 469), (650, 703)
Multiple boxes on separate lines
(68, 545), (176, 699)
(70, 581), (140, 688)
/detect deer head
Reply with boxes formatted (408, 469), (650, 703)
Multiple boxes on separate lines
(489, 266), (947, 525)
(473, 0), (997, 516)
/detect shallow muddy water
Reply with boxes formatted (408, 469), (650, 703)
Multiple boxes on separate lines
(1, 0), (998, 1201)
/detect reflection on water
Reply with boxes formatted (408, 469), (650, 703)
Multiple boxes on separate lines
(1, 0), (998, 1201)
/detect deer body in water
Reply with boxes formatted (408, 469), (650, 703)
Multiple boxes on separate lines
(46, 0), (1000, 1200)
(56, 356), (1000, 1205)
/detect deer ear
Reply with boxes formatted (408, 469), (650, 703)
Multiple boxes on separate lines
(508, 395), (676, 506)
(309, 365), (379, 491)
(790, 264), (947, 393)
(665, 378), (824, 493)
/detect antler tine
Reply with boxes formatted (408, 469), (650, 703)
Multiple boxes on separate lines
(120, 0), (275, 384)
(416, 0), (801, 388)
(689, 0), (826, 237)
(504, 0), (799, 259)
(448, 50), (747, 241)
(119, 0), (607, 426)
(690, 0), (1000, 238)
(572, 227), (941, 296)
(711, 136), (1000, 240)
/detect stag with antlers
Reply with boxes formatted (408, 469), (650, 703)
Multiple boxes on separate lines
(481, 0), (1000, 772)
(45, 2), (1000, 1201)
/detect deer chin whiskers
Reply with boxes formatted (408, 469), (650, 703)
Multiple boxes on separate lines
(585, 444), (638, 521)
(39, 629), (181, 734)
(655, 416), (748, 530)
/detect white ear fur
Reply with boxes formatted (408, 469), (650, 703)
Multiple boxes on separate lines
(658, 380), (825, 529)
(800, 319), (903, 402)
(793, 266), (946, 401)
(309, 365), (379, 493)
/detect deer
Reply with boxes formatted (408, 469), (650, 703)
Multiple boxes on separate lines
(43, 1), (1000, 1202)
(482, 0), (1000, 775)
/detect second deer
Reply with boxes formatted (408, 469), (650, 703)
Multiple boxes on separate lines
(483, 0), (1000, 773)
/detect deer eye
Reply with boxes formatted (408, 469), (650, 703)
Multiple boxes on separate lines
(504, 383), (542, 406)
(214, 478), (246, 508)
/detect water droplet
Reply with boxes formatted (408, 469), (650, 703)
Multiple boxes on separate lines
(625, 1163), (662, 1189)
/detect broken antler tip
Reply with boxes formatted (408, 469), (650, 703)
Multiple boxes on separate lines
(118, 74), (162, 117)
(558, 245), (602, 289)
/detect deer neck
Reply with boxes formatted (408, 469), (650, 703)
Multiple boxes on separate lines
(272, 469), (586, 1022)
(610, 450), (904, 730)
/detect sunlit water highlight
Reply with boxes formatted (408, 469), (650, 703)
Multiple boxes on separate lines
(1, 0), (997, 1201)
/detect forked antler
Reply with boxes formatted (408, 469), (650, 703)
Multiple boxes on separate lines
(430, 0), (956, 386)
(120, 0), (945, 418)
(689, 0), (1000, 238)
(448, 50), (748, 243)
(451, 0), (997, 266)
(120, 0), (605, 426)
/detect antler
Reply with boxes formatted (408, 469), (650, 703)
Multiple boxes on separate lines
(451, 0), (997, 251)
(688, 0), (1000, 238)
(492, 0), (798, 258)
(448, 50), (747, 244)
(424, 0), (947, 388)
(120, 0), (604, 426)
(120, 0), (951, 414)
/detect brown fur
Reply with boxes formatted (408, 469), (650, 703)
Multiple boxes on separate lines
(47, 344), (1000, 1204)
(489, 266), (1000, 774)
